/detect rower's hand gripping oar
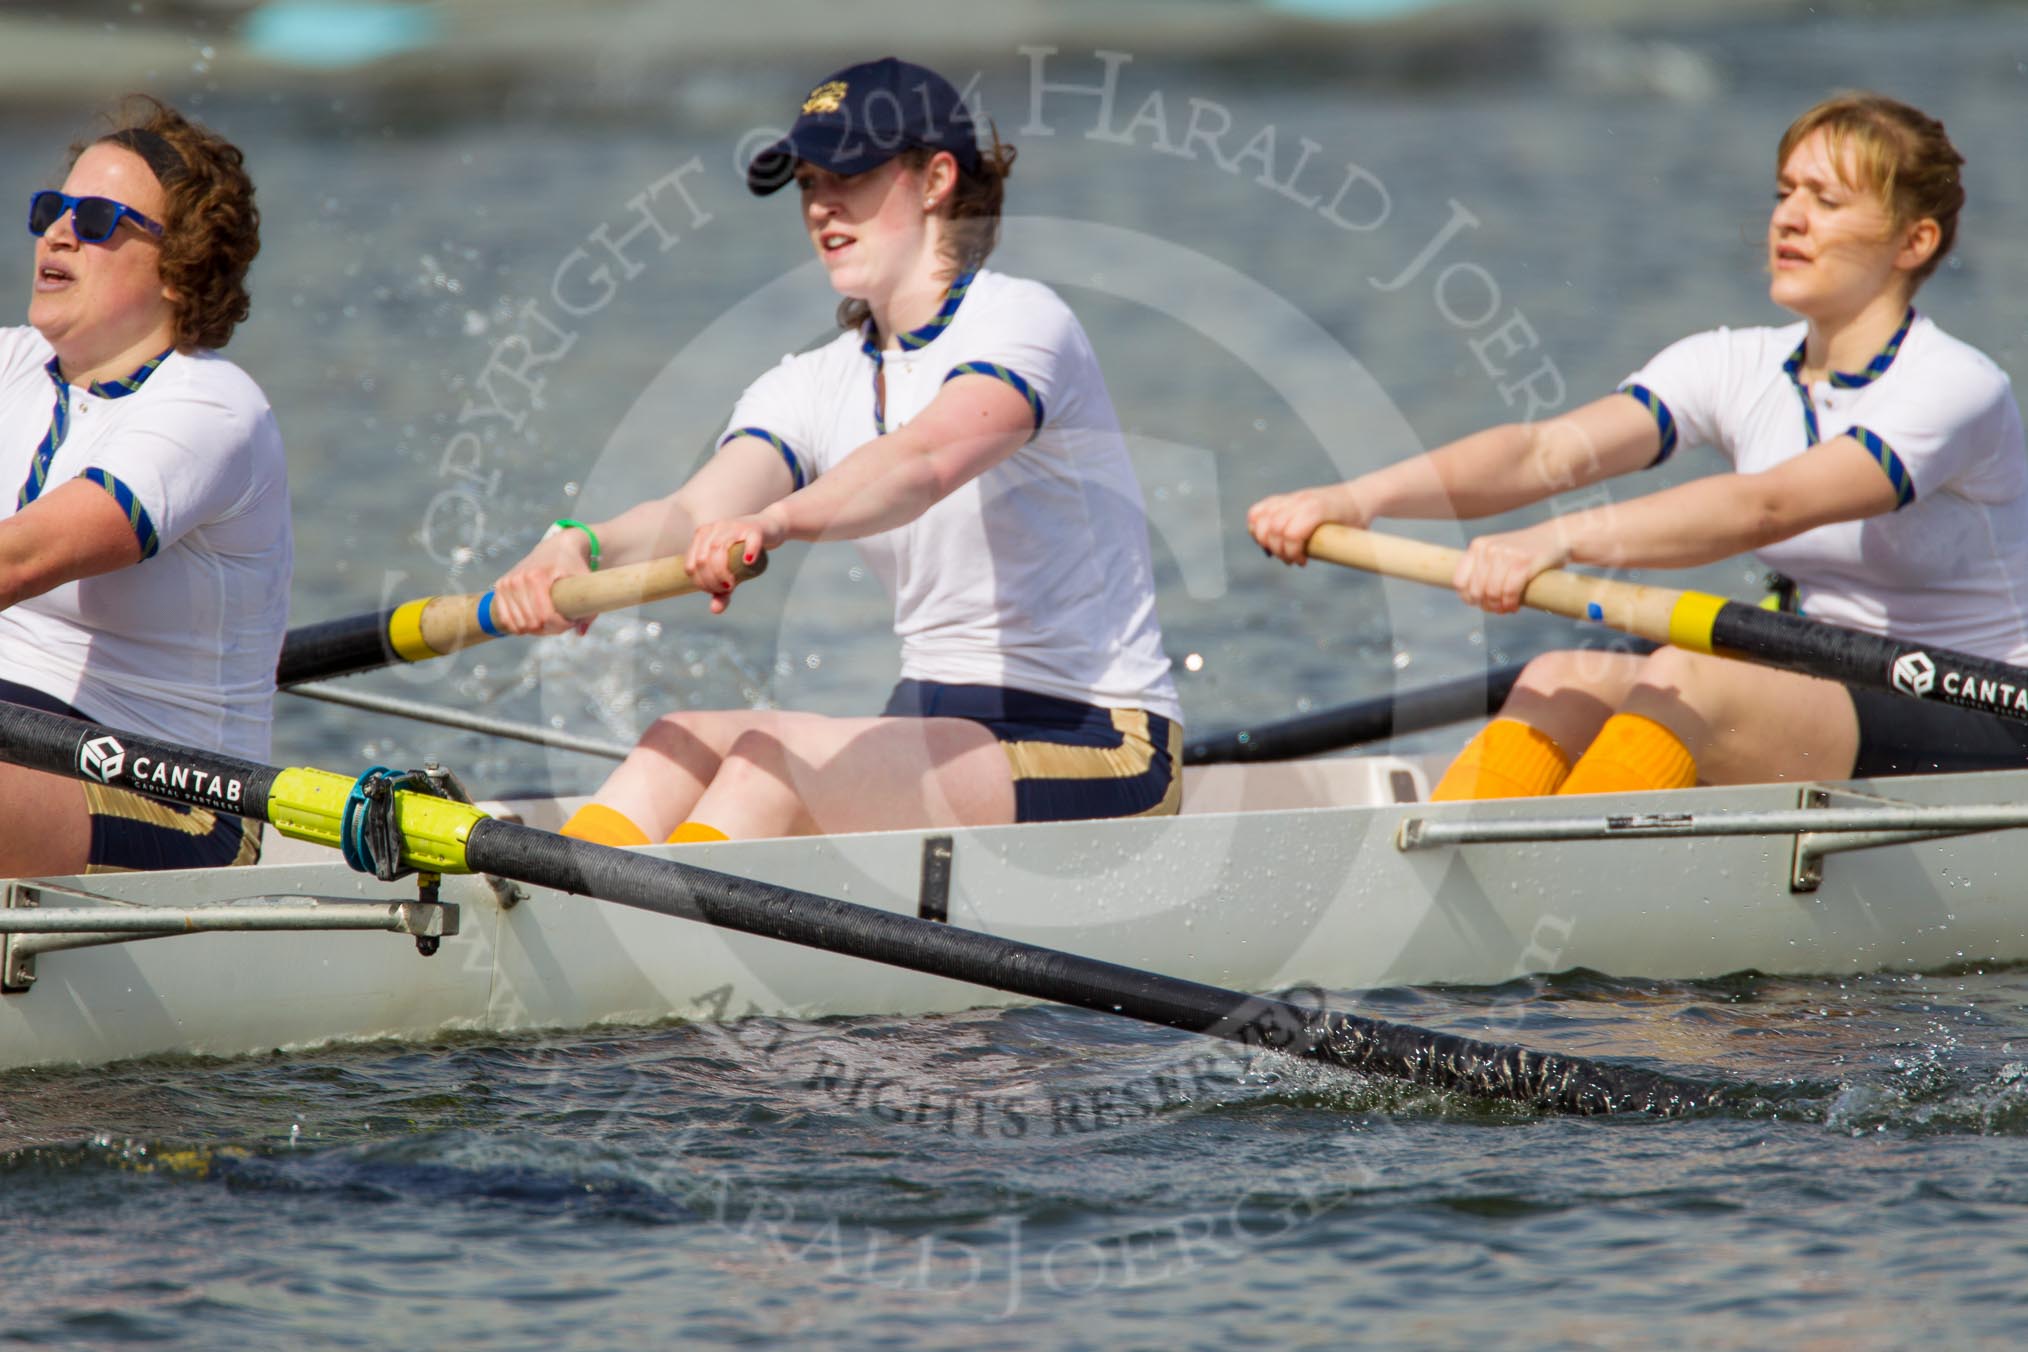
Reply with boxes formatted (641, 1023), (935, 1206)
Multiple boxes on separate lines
(0, 699), (1729, 1119)
(1307, 525), (2028, 725)
(277, 546), (767, 687)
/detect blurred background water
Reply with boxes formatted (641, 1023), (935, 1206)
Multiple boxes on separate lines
(3, 2), (2028, 1347)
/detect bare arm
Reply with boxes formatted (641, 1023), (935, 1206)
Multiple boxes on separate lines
(0, 479), (144, 608)
(1250, 393), (1665, 563)
(683, 375), (1039, 604)
(488, 439), (794, 635)
(1452, 434), (1902, 612)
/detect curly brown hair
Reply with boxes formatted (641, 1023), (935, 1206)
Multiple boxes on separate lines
(837, 125), (1017, 333)
(71, 97), (260, 351)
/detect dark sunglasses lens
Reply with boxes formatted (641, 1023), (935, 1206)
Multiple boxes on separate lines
(27, 192), (63, 236)
(71, 198), (121, 242)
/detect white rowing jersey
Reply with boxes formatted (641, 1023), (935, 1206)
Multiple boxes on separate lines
(719, 268), (1180, 722)
(1621, 310), (2028, 664)
(0, 327), (292, 760)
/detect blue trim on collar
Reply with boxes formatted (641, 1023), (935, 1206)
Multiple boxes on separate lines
(88, 347), (174, 398)
(48, 347), (175, 400)
(860, 273), (979, 435)
(18, 348), (174, 511)
(1781, 308), (1915, 448)
(897, 271), (974, 351)
(861, 271), (977, 358)
(1781, 307), (1915, 392)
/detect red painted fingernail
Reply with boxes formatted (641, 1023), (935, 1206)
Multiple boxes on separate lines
(744, 553), (756, 564)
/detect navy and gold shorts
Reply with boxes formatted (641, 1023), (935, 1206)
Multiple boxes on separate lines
(0, 677), (260, 874)
(883, 678), (1182, 823)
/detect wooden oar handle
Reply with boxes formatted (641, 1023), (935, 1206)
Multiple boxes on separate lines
(414, 545), (767, 656)
(1305, 525), (1690, 648)
(550, 546), (767, 622)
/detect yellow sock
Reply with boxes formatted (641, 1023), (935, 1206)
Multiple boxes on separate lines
(667, 821), (730, 844)
(1556, 713), (1697, 795)
(1430, 719), (1572, 801)
(560, 803), (650, 847)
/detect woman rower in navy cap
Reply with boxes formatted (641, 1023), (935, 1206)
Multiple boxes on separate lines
(491, 58), (1182, 844)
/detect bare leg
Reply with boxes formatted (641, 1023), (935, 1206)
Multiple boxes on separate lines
(0, 766), (91, 876)
(690, 714), (1016, 839)
(592, 709), (791, 839)
(1617, 647), (1858, 784)
(1495, 649), (1650, 754)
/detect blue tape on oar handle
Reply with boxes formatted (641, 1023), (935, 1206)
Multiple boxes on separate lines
(476, 591), (501, 637)
(1587, 602), (1603, 622)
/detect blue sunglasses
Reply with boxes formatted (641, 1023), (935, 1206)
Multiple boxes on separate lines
(27, 190), (165, 244)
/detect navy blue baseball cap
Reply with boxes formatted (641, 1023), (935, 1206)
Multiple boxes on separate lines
(746, 57), (982, 196)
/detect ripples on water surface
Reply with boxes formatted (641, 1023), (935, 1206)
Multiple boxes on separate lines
(4, 4), (2028, 1347)
(5, 969), (2028, 1348)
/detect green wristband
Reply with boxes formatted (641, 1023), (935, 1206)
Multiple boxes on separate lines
(550, 518), (601, 571)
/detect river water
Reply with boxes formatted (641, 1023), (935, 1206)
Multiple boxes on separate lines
(3, 5), (2028, 1348)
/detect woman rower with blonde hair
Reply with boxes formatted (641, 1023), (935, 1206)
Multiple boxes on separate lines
(490, 57), (1180, 842)
(1251, 92), (2028, 797)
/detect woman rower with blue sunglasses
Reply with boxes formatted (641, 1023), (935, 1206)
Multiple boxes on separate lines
(0, 99), (291, 874)
(27, 190), (166, 246)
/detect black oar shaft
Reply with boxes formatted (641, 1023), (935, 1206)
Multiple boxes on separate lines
(0, 698), (1728, 1117)
(0, 702), (278, 821)
(1710, 603), (2028, 723)
(277, 608), (401, 687)
(465, 818), (1722, 1116)
(1186, 639), (1660, 766)
(1186, 663), (1529, 765)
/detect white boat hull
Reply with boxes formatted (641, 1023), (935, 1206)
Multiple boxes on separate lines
(4, 758), (2026, 1072)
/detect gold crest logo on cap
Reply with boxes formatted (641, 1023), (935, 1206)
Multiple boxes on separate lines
(802, 81), (847, 115)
